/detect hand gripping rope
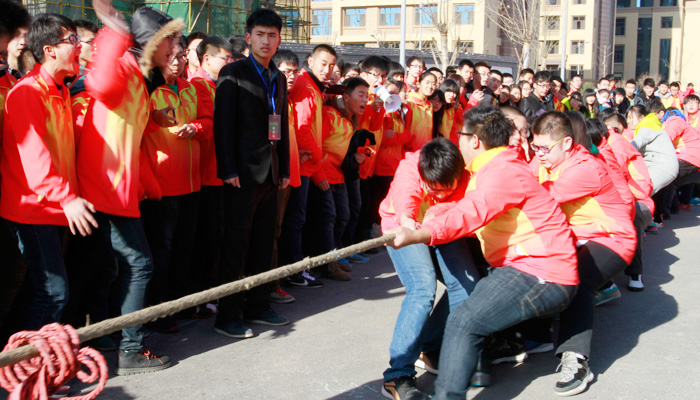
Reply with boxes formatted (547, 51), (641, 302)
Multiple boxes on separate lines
(0, 323), (107, 400)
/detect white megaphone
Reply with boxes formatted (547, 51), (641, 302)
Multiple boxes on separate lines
(375, 85), (402, 113)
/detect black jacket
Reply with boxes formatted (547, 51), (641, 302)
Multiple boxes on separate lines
(214, 57), (290, 186)
(520, 93), (553, 120)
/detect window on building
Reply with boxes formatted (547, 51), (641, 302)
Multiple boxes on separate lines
(615, 18), (626, 35)
(571, 40), (585, 54)
(415, 5), (437, 25)
(659, 38), (671, 80)
(660, 0), (677, 5)
(380, 7), (400, 26)
(570, 69), (582, 79)
(636, 0), (653, 7)
(635, 17), (652, 77)
(573, 0), (585, 4)
(661, 16), (673, 28)
(572, 16), (585, 29)
(545, 65), (561, 75)
(464, 41), (474, 53)
(546, 40), (560, 54)
(312, 10), (331, 35)
(617, 0), (630, 6)
(455, 5), (474, 25)
(344, 8), (366, 27)
(546, 16), (560, 30)
(614, 45), (624, 63)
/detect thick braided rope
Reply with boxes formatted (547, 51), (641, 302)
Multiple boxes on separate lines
(0, 323), (108, 399)
(0, 234), (395, 371)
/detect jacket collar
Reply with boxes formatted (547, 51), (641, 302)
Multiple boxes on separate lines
(467, 146), (508, 173)
(302, 66), (326, 93)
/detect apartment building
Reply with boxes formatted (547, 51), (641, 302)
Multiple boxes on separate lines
(614, 0), (700, 85)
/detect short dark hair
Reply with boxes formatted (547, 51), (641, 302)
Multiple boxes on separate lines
(418, 137), (465, 188)
(658, 80), (669, 87)
(643, 78), (655, 88)
(446, 73), (465, 89)
(474, 61), (491, 70)
(343, 77), (369, 96)
(197, 36), (233, 64)
(458, 59), (474, 69)
(626, 79), (637, 86)
(585, 118), (608, 146)
(551, 75), (563, 84)
(406, 56), (424, 67)
(670, 81), (680, 89)
(465, 105), (514, 149)
(647, 98), (666, 114)
(532, 111), (574, 141)
(74, 19), (98, 34)
(627, 104), (647, 118)
(684, 94), (700, 104)
(571, 74), (583, 80)
(565, 110), (591, 151)
(490, 69), (503, 79)
(228, 35), (247, 53)
(231, 51), (246, 62)
(272, 48), (299, 67)
(519, 68), (534, 77)
(361, 55), (390, 74)
(27, 13), (76, 64)
(598, 77), (610, 85)
(386, 78), (406, 92)
(440, 78), (460, 94)
(246, 8), (282, 34)
(0, 0), (30, 39)
(569, 91), (582, 102)
(501, 105), (526, 120)
(389, 61), (405, 78)
(605, 74), (616, 81)
(613, 87), (626, 97)
(446, 65), (457, 76)
(428, 67), (443, 75)
(598, 88), (610, 96)
(419, 71), (437, 83)
(187, 31), (208, 44)
(600, 107), (620, 121)
(311, 43), (336, 58)
(533, 70), (551, 84)
(603, 112), (628, 130)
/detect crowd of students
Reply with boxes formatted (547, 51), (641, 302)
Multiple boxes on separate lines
(1, 0), (699, 398)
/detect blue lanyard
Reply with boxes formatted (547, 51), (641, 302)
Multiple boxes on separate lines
(251, 57), (276, 114)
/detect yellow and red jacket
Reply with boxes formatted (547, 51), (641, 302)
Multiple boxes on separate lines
(688, 113), (699, 135)
(189, 66), (221, 187)
(358, 95), (384, 179)
(663, 115), (700, 168)
(1, 64), (78, 225)
(141, 77), (213, 197)
(607, 130), (655, 214)
(379, 150), (470, 232)
(439, 104), (465, 145)
(79, 28), (155, 217)
(405, 92), (433, 152)
(595, 137), (636, 212)
(374, 110), (411, 177)
(662, 95), (681, 110)
(422, 146), (579, 286)
(312, 105), (354, 185)
(537, 144), (637, 264)
(0, 71), (18, 141)
(290, 69), (323, 177)
(287, 100), (301, 187)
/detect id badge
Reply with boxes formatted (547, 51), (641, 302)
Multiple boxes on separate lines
(269, 114), (281, 141)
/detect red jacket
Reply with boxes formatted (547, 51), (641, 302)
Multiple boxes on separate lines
(607, 130), (655, 214)
(405, 92), (433, 152)
(0, 71), (18, 141)
(78, 28), (156, 217)
(312, 105), (354, 185)
(290, 69), (323, 177)
(189, 67), (222, 187)
(1, 64), (78, 225)
(358, 95), (384, 179)
(374, 110), (411, 177)
(422, 147), (579, 285)
(663, 115), (700, 168)
(537, 144), (637, 264)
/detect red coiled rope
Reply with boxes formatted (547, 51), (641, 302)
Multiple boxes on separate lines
(0, 323), (107, 400)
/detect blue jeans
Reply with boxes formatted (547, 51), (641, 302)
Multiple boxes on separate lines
(10, 223), (67, 330)
(384, 239), (481, 382)
(279, 176), (310, 264)
(94, 212), (154, 353)
(433, 266), (576, 400)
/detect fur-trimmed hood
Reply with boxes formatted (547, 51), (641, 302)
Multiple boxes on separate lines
(130, 7), (185, 77)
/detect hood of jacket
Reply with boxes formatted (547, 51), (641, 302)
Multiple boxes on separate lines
(130, 7), (185, 77)
(636, 113), (663, 135)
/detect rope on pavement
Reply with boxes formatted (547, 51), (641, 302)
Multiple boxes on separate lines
(0, 234), (396, 371)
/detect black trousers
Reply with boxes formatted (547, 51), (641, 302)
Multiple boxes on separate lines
(216, 181), (278, 324)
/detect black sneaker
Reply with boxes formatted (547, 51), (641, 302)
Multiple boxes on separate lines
(286, 271), (324, 288)
(483, 335), (528, 364)
(117, 349), (172, 376)
(381, 376), (430, 400)
(471, 356), (491, 387)
(554, 351), (594, 396)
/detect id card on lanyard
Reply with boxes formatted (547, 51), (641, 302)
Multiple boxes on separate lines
(251, 57), (281, 141)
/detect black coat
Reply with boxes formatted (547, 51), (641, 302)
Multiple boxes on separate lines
(520, 93), (553, 120)
(214, 57), (290, 186)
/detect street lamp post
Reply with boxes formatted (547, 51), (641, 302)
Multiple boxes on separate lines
(418, 1), (423, 51)
(370, 34), (380, 48)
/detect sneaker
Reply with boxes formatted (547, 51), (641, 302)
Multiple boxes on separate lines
(244, 308), (290, 326)
(594, 282), (621, 306)
(414, 351), (439, 374)
(338, 258), (353, 272)
(644, 222), (660, 234)
(117, 349), (172, 376)
(347, 253), (370, 264)
(49, 385), (71, 398)
(483, 336), (528, 364)
(213, 319), (254, 339)
(680, 203), (692, 211)
(554, 352), (594, 396)
(628, 274), (644, 292)
(524, 340), (555, 354)
(471, 356), (491, 387)
(381, 376), (430, 400)
(269, 288), (295, 303)
(286, 271), (324, 288)
(145, 316), (180, 334)
(690, 197), (700, 205)
(323, 261), (352, 281)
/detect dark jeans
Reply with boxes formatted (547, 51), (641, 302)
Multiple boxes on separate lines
(369, 175), (393, 227)
(279, 176), (310, 264)
(216, 181), (278, 325)
(354, 177), (371, 243)
(625, 201), (650, 276)
(342, 177), (361, 247)
(0, 218), (26, 330)
(272, 185), (292, 269)
(309, 183), (350, 252)
(10, 223), (67, 330)
(662, 160), (700, 213)
(94, 212), (154, 352)
(192, 185), (224, 291)
(556, 241), (627, 358)
(433, 266), (576, 400)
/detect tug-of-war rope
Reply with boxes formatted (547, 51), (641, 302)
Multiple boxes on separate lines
(0, 234), (396, 399)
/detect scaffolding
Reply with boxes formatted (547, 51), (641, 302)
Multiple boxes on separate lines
(22, 0), (311, 43)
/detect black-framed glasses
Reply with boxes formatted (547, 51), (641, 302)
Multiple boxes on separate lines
(53, 34), (80, 46)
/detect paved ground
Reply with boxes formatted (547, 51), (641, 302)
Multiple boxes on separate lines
(4, 209), (700, 399)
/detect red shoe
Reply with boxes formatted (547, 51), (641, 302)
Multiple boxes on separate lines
(680, 203), (691, 211)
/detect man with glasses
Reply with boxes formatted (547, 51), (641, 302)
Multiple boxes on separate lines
(404, 56), (425, 92)
(185, 31), (207, 80)
(73, 19), (97, 74)
(520, 70), (554, 119)
(530, 111), (636, 396)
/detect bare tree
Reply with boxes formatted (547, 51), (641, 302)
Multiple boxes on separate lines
(597, 44), (614, 77)
(425, 0), (467, 70)
(537, 39), (560, 70)
(482, 0), (542, 70)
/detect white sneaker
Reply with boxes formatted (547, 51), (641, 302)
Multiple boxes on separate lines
(628, 274), (644, 292)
